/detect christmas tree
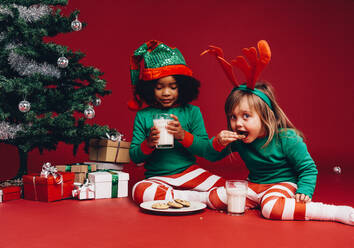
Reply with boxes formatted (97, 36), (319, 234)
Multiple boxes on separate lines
(0, 0), (114, 178)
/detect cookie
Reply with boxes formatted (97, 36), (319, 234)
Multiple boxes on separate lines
(174, 199), (191, 207)
(151, 202), (169, 209)
(167, 201), (183, 208)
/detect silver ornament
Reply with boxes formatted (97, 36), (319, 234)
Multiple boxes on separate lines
(84, 106), (95, 119)
(57, 56), (69, 68)
(333, 166), (342, 174)
(71, 18), (82, 31)
(18, 100), (31, 112)
(93, 98), (101, 106)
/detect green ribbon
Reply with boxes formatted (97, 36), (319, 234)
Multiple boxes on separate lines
(232, 84), (273, 111)
(66, 163), (92, 172)
(99, 169), (119, 198)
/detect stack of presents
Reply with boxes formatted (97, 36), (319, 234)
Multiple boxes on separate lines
(0, 138), (131, 203)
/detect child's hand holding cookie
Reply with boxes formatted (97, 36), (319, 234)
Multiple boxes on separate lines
(216, 130), (245, 147)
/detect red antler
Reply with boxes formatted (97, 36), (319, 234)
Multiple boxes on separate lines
(232, 40), (271, 89)
(202, 40), (271, 89)
(231, 56), (252, 84)
(251, 40), (271, 88)
(200, 45), (239, 86)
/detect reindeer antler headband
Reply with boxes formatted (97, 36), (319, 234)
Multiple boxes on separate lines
(201, 40), (272, 110)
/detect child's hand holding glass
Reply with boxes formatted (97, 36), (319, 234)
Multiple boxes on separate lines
(147, 126), (160, 148)
(216, 130), (246, 147)
(166, 114), (185, 140)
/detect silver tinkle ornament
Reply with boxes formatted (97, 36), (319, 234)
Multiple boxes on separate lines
(71, 16), (82, 31)
(333, 166), (342, 175)
(93, 98), (101, 106)
(84, 106), (95, 119)
(57, 56), (69, 68)
(18, 100), (31, 112)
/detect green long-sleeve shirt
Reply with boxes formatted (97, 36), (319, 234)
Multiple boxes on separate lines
(206, 129), (318, 198)
(129, 104), (209, 178)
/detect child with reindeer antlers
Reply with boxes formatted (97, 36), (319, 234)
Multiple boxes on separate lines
(201, 40), (354, 225)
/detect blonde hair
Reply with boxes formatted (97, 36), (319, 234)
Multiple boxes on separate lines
(225, 82), (303, 147)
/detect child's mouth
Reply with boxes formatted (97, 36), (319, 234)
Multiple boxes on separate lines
(160, 99), (173, 104)
(237, 130), (248, 138)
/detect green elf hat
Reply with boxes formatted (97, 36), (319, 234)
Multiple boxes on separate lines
(128, 40), (193, 110)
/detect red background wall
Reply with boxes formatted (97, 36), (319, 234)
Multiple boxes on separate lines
(1, 0), (354, 182)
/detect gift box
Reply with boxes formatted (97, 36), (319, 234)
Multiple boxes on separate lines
(56, 163), (97, 184)
(74, 173), (86, 184)
(23, 172), (75, 202)
(84, 161), (124, 171)
(0, 186), (21, 202)
(88, 170), (129, 199)
(89, 139), (130, 163)
(72, 181), (95, 200)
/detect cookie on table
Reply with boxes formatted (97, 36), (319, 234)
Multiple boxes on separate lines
(151, 202), (169, 210)
(174, 199), (191, 207)
(167, 201), (183, 208)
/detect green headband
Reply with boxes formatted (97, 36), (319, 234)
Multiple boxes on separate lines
(232, 84), (273, 111)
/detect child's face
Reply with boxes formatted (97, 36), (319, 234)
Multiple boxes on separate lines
(230, 97), (265, 143)
(154, 76), (178, 108)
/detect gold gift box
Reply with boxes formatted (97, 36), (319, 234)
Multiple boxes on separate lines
(56, 164), (97, 184)
(89, 139), (131, 163)
(74, 173), (87, 184)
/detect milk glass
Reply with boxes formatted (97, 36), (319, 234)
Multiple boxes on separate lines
(225, 180), (248, 215)
(153, 113), (174, 149)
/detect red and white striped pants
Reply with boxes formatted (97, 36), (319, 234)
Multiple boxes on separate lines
(210, 181), (307, 220)
(132, 165), (226, 208)
(248, 181), (306, 220)
(132, 165), (307, 220)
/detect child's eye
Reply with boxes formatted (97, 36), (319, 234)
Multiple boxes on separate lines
(243, 113), (250, 119)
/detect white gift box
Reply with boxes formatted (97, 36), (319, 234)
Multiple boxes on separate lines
(88, 171), (129, 199)
(84, 161), (124, 171)
(72, 182), (95, 200)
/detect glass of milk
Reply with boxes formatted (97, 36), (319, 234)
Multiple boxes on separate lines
(153, 113), (174, 149)
(225, 180), (248, 216)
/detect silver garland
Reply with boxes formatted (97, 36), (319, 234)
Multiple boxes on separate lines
(0, 121), (23, 140)
(6, 43), (61, 78)
(0, 178), (23, 187)
(0, 5), (12, 16)
(0, 4), (51, 23)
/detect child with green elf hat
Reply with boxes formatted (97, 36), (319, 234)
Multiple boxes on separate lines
(201, 40), (354, 225)
(128, 40), (227, 208)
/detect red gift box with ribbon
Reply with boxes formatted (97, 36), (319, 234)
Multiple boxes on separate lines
(23, 172), (74, 202)
(0, 186), (21, 202)
(23, 163), (75, 202)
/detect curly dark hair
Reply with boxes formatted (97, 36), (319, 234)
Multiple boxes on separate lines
(134, 75), (200, 107)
